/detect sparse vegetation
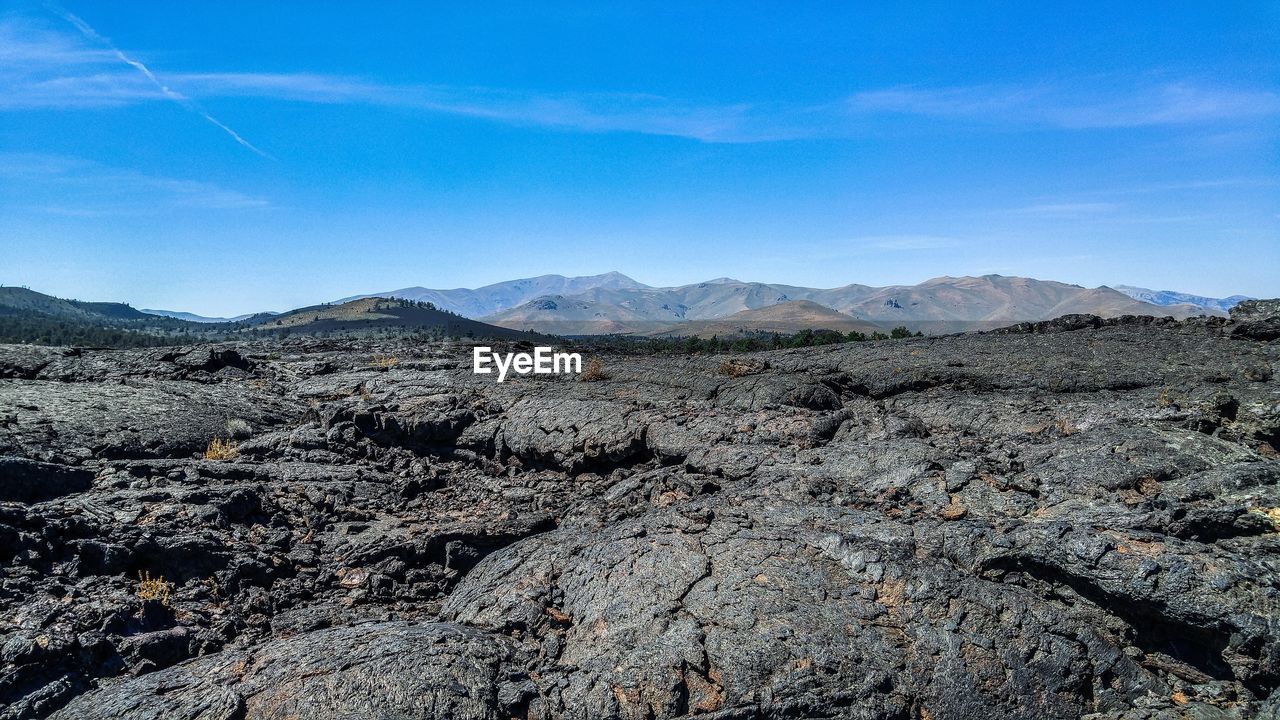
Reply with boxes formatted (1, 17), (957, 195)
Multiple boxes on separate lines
(203, 437), (238, 461)
(1251, 507), (1280, 530)
(0, 313), (182, 347)
(136, 570), (172, 606)
(225, 418), (253, 440)
(567, 326), (921, 357)
(718, 358), (764, 377)
(371, 354), (399, 369)
(579, 357), (609, 382)
(0, 287), (555, 347)
(1243, 363), (1273, 382)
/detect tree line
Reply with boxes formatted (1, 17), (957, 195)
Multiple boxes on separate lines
(568, 326), (923, 355)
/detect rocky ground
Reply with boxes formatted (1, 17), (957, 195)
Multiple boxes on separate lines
(1, 303), (1278, 719)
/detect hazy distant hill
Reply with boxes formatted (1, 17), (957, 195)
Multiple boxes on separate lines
(141, 309), (271, 323)
(830, 276), (1217, 332)
(0, 287), (154, 322)
(485, 279), (878, 332)
(644, 300), (885, 338)
(1, 274), (1239, 346)
(0, 288), (538, 346)
(241, 297), (536, 339)
(1114, 285), (1250, 313)
(0, 287), (203, 347)
(480, 293), (669, 335)
(338, 272), (649, 317)
(486, 274), (1222, 335)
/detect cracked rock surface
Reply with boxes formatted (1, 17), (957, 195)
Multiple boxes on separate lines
(2, 309), (1278, 719)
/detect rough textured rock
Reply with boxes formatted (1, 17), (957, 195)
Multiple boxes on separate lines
(49, 622), (527, 720)
(2, 312), (1278, 719)
(0, 459), (92, 503)
(1230, 300), (1280, 342)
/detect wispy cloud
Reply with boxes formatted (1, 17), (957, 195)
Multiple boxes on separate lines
(1092, 177), (1278, 196)
(12, 10), (269, 156)
(996, 199), (1228, 227)
(1007, 202), (1120, 217)
(0, 19), (800, 142)
(849, 82), (1280, 129)
(0, 19), (112, 66)
(0, 152), (270, 214)
(165, 73), (786, 142)
(2, 15), (1277, 143)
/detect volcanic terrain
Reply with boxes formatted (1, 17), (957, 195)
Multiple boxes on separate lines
(1, 303), (1277, 719)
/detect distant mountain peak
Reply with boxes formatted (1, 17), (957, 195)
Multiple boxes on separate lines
(141, 309), (272, 323)
(1113, 285), (1250, 313)
(482, 274), (1231, 335)
(333, 272), (651, 318)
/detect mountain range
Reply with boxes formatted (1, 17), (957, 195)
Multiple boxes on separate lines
(336, 271), (647, 318)
(342, 272), (1232, 336)
(1114, 285), (1251, 313)
(2, 273), (1248, 348)
(247, 297), (535, 339)
(0, 288), (534, 346)
(139, 309), (273, 323)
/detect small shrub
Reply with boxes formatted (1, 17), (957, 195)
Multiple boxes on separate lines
(889, 326), (914, 339)
(718, 359), (763, 378)
(225, 418), (253, 440)
(1243, 364), (1273, 382)
(371, 355), (399, 369)
(204, 437), (238, 461)
(137, 570), (172, 606)
(580, 358), (609, 382)
(1054, 417), (1078, 436)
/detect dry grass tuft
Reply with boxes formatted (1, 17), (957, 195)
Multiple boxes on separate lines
(203, 437), (238, 461)
(1251, 506), (1280, 530)
(371, 355), (399, 369)
(137, 570), (173, 606)
(1243, 364), (1273, 382)
(717, 359), (762, 378)
(579, 357), (609, 382)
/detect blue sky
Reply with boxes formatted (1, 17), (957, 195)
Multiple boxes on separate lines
(1, 1), (1277, 316)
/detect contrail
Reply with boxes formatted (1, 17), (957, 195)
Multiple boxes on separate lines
(52, 5), (271, 158)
